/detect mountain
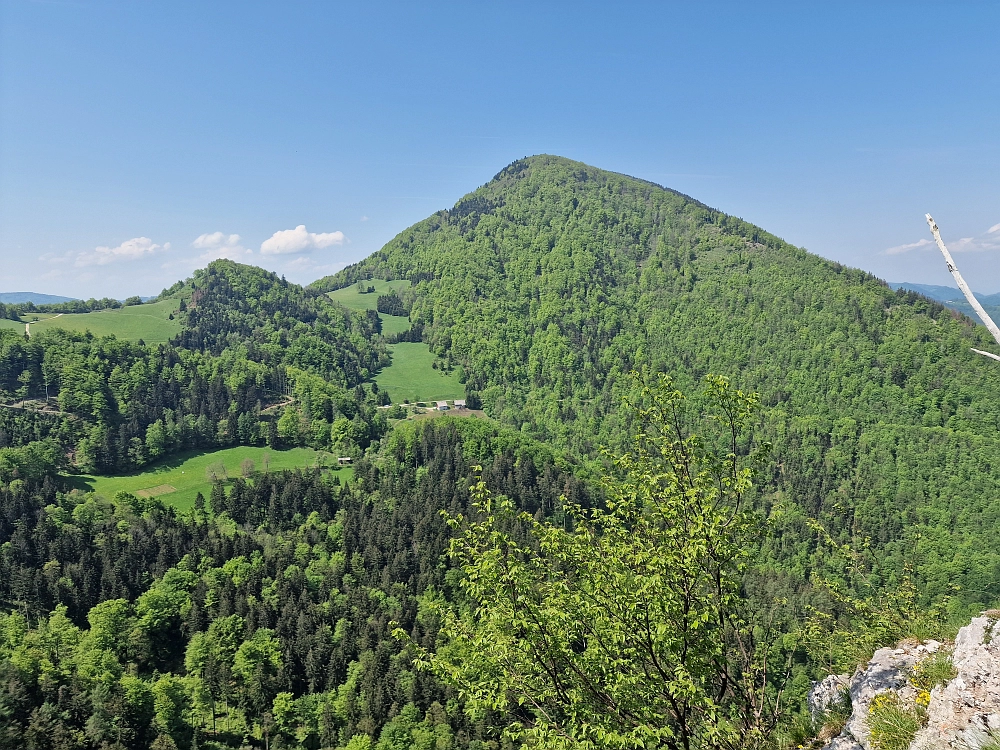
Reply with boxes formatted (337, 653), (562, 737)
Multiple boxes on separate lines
(314, 154), (1000, 605)
(0, 291), (76, 304)
(6, 155), (1000, 749)
(889, 282), (967, 304)
(890, 281), (1000, 323)
(0, 261), (390, 474)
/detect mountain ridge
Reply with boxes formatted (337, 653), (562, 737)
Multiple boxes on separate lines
(313, 153), (1000, 606)
(0, 291), (76, 305)
(890, 281), (1000, 322)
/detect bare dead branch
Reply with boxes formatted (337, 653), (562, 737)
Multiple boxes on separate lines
(926, 214), (1000, 359)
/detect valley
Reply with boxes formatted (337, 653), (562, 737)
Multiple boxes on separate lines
(2, 155), (999, 750)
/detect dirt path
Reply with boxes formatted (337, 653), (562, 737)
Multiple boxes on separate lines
(25, 313), (63, 337)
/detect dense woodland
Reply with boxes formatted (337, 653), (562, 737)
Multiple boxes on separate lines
(0, 263), (390, 477)
(0, 420), (586, 749)
(3, 155), (1000, 747)
(313, 155), (1000, 611)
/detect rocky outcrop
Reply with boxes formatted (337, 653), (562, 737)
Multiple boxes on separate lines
(815, 643), (926, 750)
(910, 616), (1000, 749)
(815, 616), (1000, 750)
(810, 673), (852, 723)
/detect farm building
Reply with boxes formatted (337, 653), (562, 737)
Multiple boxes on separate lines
(453, 399), (466, 409)
(435, 401), (449, 410)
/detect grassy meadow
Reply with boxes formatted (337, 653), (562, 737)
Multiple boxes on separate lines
(327, 279), (409, 311)
(64, 445), (349, 511)
(0, 319), (25, 333)
(327, 280), (411, 336)
(328, 281), (461, 401)
(374, 342), (465, 402)
(379, 314), (411, 337)
(25, 299), (181, 343)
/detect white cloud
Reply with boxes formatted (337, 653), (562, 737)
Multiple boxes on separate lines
(885, 238), (933, 255)
(192, 231), (251, 262)
(360, 215), (369, 222)
(74, 237), (168, 267)
(884, 221), (1000, 255)
(260, 225), (345, 255)
(193, 232), (241, 250)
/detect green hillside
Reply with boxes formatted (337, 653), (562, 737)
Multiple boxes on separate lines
(6, 155), (1000, 750)
(326, 278), (409, 311)
(65, 445), (348, 511)
(24, 298), (182, 343)
(313, 154), (1000, 606)
(373, 342), (465, 402)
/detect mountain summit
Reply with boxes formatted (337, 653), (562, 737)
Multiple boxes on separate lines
(315, 154), (1000, 603)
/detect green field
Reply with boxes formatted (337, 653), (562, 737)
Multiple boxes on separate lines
(64, 446), (350, 511)
(26, 299), (182, 343)
(327, 279), (409, 311)
(379, 314), (411, 337)
(327, 280), (411, 337)
(374, 342), (465, 402)
(0, 319), (25, 333)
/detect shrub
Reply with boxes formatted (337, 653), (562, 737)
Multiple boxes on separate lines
(867, 693), (922, 750)
(910, 649), (957, 700)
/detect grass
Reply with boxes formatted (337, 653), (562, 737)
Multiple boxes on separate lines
(327, 279), (409, 312)
(380, 314), (411, 337)
(327, 280), (412, 337)
(0, 319), (25, 333)
(25, 299), (182, 343)
(867, 693), (923, 750)
(910, 650), (956, 693)
(63, 445), (350, 511)
(374, 342), (465, 402)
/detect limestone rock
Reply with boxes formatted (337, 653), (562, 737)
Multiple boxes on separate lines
(815, 642), (923, 750)
(910, 616), (1000, 749)
(814, 616), (1000, 750)
(809, 673), (851, 722)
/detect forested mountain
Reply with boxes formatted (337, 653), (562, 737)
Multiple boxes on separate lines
(171, 262), (387, 387)
(0, 419), (586, 749)
(0, 262), (390, 476)
(5, 155), (1000, 749)
(889, 281), (1000, 322)
(313, 154), (1000, 608)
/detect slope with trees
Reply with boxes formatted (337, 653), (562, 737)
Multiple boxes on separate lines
(313, 155), (1000, 608)
(0, 261), (392, 477)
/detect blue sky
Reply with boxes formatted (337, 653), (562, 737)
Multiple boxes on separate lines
(1, 1), (998, 298)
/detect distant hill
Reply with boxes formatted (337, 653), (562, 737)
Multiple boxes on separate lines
(313, 153), (1000, 605)
(889, 281), (1000, 322)
(0, 291), (76, 304)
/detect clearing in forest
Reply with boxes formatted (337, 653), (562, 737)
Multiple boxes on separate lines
(64, 445), (350, 511)
(374, 342), (465, 403)
(24, 298), (182, 343)
(326, 279), (409, 311)
(327, 279), (410, 336)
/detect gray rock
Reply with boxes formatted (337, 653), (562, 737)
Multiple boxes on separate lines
(911, 616), (1000, 750)
(815, 618), (1000, 750)
(816, 645), (921, 750)
(810, 673), (851, 722)
(842, 647), (920, 749)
